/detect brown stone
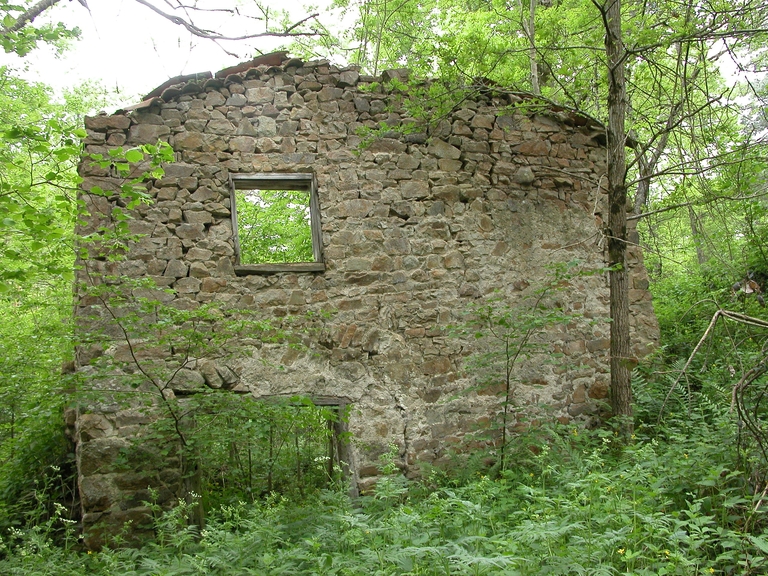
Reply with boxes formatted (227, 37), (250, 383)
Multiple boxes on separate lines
(422, 357), (451, 375)
(85, 115), (131, 130)
(444, 250), (464, 268)
(588, 380), (610, 399)
(230, 136), (257, 153)
(516, 140), (549, 155)
(438, 159), (462, 171)
(129, 124), (170, 144)
(586, 338), (610, 352)
(173, 131), (204, 150)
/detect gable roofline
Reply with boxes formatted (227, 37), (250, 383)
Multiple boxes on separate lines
(121, 50), (614, 146)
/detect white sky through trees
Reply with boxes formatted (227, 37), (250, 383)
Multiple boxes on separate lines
(0, 2), (760, 114)
(0, 0), (337, 108)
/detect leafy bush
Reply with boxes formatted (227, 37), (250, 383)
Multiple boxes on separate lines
(2, 414), (766, 575)
(0, 290), (76, 533)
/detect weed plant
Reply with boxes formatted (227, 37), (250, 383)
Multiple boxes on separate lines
(2, 405), (766, 575)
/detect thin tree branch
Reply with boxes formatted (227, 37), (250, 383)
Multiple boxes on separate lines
(132, 0), (320, 41)
(629, 189), (768, 221)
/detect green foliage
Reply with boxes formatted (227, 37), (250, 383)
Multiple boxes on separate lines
(0, 0), (80, 56)
(2, 410), (767, 574)
(150, 394), (346, 509)
(235, 188), (313, 264)
(0, 88), (121, 524)
(0, 285), (74, 533)
(0, 68), (109, 537)
(0, 67), (108, 291)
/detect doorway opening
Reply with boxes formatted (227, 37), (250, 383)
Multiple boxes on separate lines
(191, 394), (350, 508)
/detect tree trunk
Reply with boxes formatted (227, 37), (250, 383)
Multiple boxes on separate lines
(527, 0), (540, 95)
(601, 0), (633, 430)
(688, 205), (708, 266)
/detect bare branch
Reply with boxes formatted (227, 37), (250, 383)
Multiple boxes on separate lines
(659, 308), (768, 423)
(629, 188), (768, 221)
(160, 1), (239, 14)
(131, 0), (320, 42)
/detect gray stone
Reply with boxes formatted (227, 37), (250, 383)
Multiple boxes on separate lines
(428, 139), (461, 159)
(164, 259), (188, 277)
(170, 368), (206, 391)
(226, 93), (247, 107)
(161, 162), (196, 179)
(205, 91), (227, 107)
(175, 223), (205, 239)
(246, 87), (274, 104)
(190, 187), (218, 202)
(401, 181), (430, 199)
(74, 59), (660, 547)
(338, 70), (360, 87)
(255, 117), (277, 137)
(514, 166), (536, 184)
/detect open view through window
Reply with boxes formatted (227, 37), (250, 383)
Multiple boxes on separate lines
(230, 174), (324, 273)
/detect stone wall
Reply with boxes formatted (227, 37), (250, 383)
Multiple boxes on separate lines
(72, 53), (659, 547)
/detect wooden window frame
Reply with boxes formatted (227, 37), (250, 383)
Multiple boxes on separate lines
(230, 173), (325, 275)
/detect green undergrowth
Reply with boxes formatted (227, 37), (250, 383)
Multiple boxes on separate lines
(2, 413), (766, 576)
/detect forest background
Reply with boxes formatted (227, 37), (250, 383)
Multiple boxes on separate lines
(2, 0), (768, 574)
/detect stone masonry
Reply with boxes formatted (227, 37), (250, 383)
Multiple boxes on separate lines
(71, 52), (659, 547)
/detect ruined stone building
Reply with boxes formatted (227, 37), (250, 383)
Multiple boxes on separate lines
(71, 52), (658, 546)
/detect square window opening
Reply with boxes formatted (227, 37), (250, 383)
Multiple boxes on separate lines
(230, 174), (324, 274)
